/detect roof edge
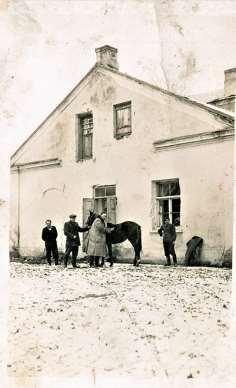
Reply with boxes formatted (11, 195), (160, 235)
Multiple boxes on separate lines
(208, 95), (236, 103)
(12, 62), (234, 161)
(11, 63), (98, 161)
(98, 65), (235, 122)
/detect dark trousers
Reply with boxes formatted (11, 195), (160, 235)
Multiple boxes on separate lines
(45, 241), (58, 265)
(89, 256), (105, 267)
(163, 241), (177, 265)
(64, 245), (79, 267)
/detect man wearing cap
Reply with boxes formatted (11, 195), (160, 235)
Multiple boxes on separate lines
(63, 214), (90, 268)
(158, 217), (177, 266)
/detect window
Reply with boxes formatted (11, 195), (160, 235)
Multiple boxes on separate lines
(114, 101), (131, 138)
(94, 185), (117, 223)
(152, 179), (181, 229)
(77, 113), (93, 160)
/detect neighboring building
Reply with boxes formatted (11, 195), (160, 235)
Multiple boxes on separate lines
(208, 68), (236, 113)
(10, 45), (234, 265)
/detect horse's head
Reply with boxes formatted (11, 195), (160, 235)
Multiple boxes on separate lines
(86, 210), (97, 226)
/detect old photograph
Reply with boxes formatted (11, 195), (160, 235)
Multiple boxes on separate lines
(1, 0), (236, 387)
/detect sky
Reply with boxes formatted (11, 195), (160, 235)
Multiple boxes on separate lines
(1, 0), (236, 156)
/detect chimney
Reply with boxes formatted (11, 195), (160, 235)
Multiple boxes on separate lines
(95, 45), (119, 70)
(224, 68), (236, 97)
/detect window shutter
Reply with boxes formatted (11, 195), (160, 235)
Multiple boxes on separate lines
(78, 119), (84, 161)
(82, 198), (94, 251)
(107, 197), (117, 224)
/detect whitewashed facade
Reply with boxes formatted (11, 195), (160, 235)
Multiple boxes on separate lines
(10, 46), (234, 265)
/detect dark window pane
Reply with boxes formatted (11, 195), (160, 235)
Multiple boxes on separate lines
(95, 187), (106, 197)
(172, 198), (180, 212)
(105, 186), (116, 196)
(170, 181), (180, 195)
(172, 198), (181, 225)
(78, 114), (93, 161)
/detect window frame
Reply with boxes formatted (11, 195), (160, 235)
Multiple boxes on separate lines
(94, 185), (116, 199)
(93, 185), (117, 223)
(113, 101), (132, 139)
(152, 179), (181, 230)
(76, 112), (93, 161)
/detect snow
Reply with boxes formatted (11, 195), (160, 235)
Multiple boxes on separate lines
(7, 262), (236, 387)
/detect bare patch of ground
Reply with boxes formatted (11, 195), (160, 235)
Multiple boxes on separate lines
(7, 262), (236, 387)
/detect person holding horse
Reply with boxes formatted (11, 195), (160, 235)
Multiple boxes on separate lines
(63, 214), (90, 268)
(86, 210), (142, 266)
(86, 212), (114, 267)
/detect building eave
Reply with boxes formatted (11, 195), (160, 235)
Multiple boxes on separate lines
(208, 95), (236, 104)
(11, 158), (62, 171)
(153, 128), (234, 151)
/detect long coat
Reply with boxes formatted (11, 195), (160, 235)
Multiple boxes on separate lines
(86, 217), (107, 257)
(64, 221), (89, 247)
(42, 226), (58, 247)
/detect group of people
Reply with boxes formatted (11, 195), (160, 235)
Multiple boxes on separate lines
(42, 213), (178, 268)
(42, 213), (114, 268)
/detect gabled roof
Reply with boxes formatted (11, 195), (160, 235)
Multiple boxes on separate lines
(11, 63), (234, 162)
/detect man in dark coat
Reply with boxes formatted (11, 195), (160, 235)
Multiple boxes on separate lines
(158, 218), (177, 266)
(63, 214), (90, 268)
(42, 219), (58, 265)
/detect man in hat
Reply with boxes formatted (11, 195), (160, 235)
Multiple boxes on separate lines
(158, 217), (177, 266)
(42, 219), (59, 265)
(63, 214), (90, 268)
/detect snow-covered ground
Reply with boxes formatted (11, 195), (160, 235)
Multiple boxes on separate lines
(7, 262), (236, 387)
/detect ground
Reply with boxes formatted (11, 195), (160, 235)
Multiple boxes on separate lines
(7, 262), (236, 388)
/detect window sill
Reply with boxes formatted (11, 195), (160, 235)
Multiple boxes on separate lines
(114, 130), (132, 140)
(77, 157), (93, 162)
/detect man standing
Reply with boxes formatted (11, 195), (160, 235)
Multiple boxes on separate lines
(42, 219), (59, 265)
(63, 214), (90, 268)
(158, 218), (177, 266)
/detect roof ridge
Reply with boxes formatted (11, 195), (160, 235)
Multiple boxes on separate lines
(11, 62), (234, 161)
(98, 64), (234, 121)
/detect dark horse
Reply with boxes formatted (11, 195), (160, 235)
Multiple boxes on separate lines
(86, 211), (142, 266)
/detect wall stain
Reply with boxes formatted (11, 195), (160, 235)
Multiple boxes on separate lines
(42, 188), (60, 197)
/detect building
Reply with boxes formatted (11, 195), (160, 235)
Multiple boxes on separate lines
(208, 68), (236, 113)
(10, 45), (234, 265)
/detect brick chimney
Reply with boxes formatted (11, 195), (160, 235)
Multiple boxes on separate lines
(95, 45), (119, 70)
(224, 68), (236, 97)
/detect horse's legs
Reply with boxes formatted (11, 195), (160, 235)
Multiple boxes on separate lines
(106, 239), (114, 267)
(134, 248), (141, 266)
(128, 232), (141, 267)
(89, 256), (94, 267)
(128, 239), (141, 266)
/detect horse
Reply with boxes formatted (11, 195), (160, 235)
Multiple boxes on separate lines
(85, 211), (142, 266)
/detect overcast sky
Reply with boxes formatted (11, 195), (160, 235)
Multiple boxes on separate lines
(1, 0), (236, 156)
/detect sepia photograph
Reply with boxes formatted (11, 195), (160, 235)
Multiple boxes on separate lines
(1, 0), (236, 387)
